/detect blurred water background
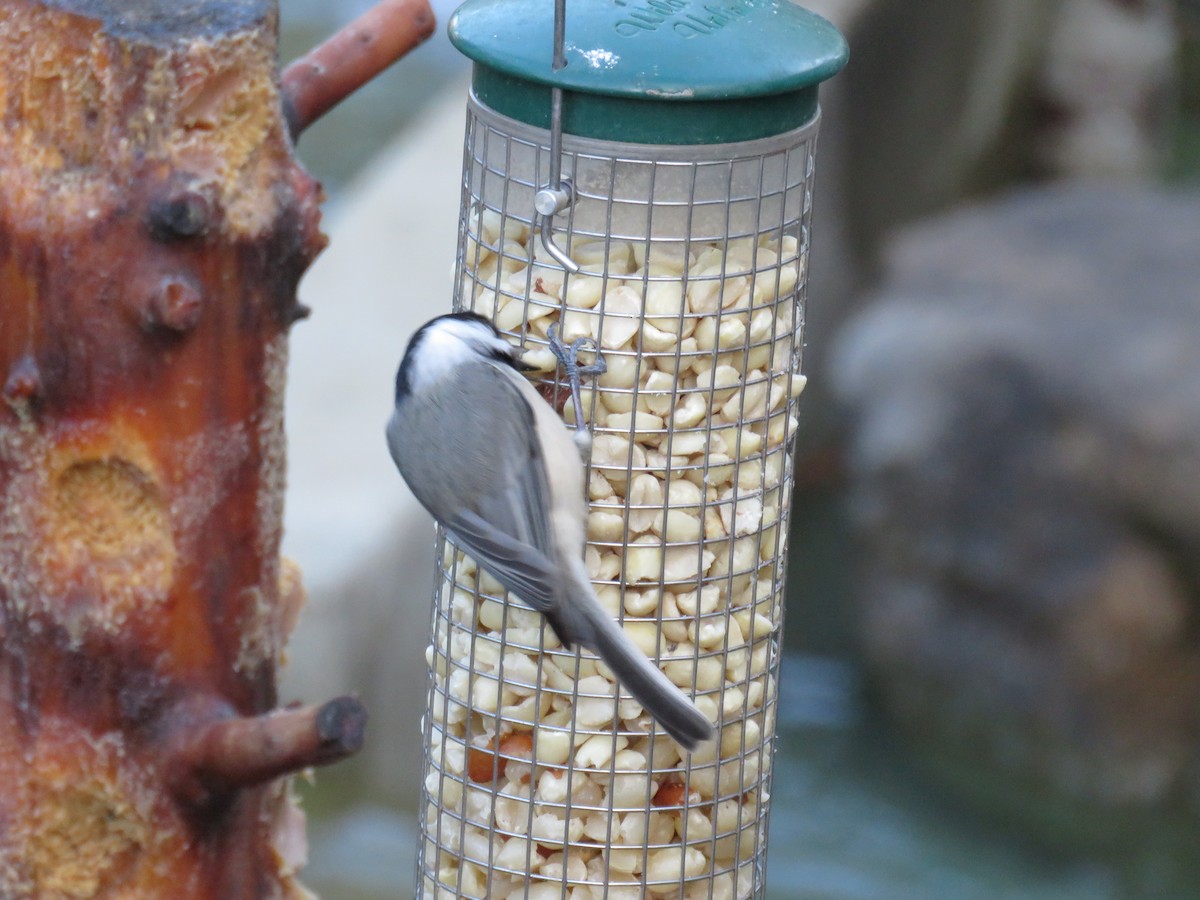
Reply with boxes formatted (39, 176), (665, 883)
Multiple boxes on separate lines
(278, 1), (1200, 897)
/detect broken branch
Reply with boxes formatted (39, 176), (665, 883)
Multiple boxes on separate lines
(179, 696), (368, 799)
(282, 0), (436, 139)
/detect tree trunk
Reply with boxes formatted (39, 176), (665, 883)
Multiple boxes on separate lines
(0, 1), (379, 896)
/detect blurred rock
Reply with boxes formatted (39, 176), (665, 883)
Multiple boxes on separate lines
(831, 183), (1200, 816)
(1034, 0), (1177, 179)
(839, 0), (1062, 263)
(794, 0), (1180, 457)
(838, 0), (1178, 265)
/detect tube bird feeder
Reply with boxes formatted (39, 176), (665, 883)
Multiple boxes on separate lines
(418, 2), (847, 897)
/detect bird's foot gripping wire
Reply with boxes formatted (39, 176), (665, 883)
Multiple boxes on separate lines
(547, 322), (606, 456)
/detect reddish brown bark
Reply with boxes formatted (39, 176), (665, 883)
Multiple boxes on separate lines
(0, 0), (415, 896)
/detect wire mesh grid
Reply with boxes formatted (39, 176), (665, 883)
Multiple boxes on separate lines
(416, 95), (820, 900)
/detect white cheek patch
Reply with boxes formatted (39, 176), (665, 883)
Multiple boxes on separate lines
(408, 328), (479, 394)
(408, 319), (516, 394)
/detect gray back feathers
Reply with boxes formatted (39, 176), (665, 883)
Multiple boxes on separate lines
(387, 358), (565, 619)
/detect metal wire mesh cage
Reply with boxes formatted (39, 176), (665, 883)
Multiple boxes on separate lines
(416, 93), (820, 899)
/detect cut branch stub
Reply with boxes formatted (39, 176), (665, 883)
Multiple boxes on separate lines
(0, 1), (352, 897)
(281, 0), (437, 139)
(172, 697), (370, 806)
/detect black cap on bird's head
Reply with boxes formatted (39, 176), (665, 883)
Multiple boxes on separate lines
(427, 310), (501, 336)
(395, 311), (532, 402)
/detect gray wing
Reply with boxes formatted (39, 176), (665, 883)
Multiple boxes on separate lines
(387, 359), (560, 613)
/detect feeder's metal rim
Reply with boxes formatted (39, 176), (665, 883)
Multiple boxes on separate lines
(468, 89), (822, 160)
(468, 67), (822, 145)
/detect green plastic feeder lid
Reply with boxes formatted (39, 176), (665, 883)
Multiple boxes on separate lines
(448, 0), (848, 145)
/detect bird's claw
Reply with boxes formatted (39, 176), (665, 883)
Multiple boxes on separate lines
(547, 322), (606, 454)
(547, 324), (606, 374)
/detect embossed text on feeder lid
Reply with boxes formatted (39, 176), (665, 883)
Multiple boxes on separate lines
(448, 0), (849, 145)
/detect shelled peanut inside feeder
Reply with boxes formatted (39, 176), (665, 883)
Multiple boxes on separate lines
(417, 3), (847, 898)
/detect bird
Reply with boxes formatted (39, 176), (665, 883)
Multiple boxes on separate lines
(386, 311), (714, 751)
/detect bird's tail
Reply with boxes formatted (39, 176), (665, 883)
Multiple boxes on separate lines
(556, 562), (715, 752)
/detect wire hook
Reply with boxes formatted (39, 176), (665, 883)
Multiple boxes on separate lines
(537, 0), (579, 274)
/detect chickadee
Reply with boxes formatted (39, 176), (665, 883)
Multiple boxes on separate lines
(387, 311), (713, 751)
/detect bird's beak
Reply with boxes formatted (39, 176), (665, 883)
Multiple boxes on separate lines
(516, 346), (558, 374)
